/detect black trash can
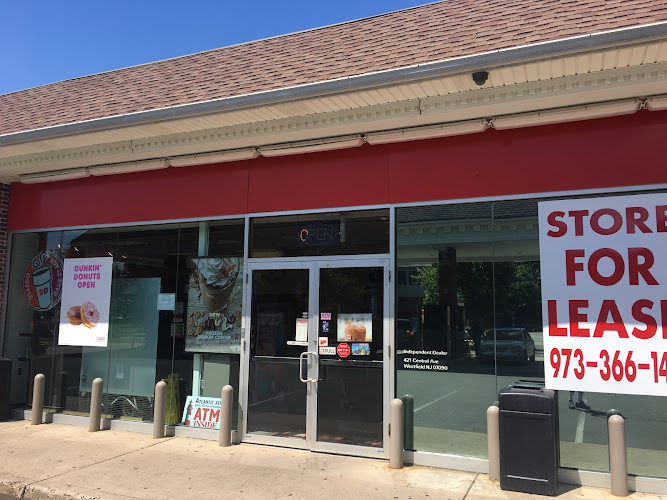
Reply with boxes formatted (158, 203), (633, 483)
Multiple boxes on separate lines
(498, 382), (559, 496)
(0, 357), (12, 420)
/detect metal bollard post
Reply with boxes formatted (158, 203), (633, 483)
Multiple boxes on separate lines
(608, 414), (628, 497)
(89, 378), (103, 432)
(401, 394), (414, 451)
(31, 373), (45, 425)
(487, 405), (500, 481)
(390, 398), (404, 469)
(219, 385), (233, 447)
(153, 380), (167, 439)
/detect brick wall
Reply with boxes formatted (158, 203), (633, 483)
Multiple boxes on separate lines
(0, 183), (8, 329)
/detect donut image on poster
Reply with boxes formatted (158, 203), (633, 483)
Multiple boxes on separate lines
(67, 306), (82, 325)
(66, 302), (99, 328)
(81, 302), (99, 328)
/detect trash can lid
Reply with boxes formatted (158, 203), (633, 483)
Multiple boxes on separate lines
(498, 386), (557, 413)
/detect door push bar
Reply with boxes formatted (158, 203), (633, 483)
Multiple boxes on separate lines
(299, 351), (318, 383)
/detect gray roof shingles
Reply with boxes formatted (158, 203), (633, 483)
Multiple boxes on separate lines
(2, 0), (667, 136)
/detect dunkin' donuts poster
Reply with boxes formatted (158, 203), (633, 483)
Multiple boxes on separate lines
(185, 257), (243, 354)
(58, 257), (113, 347)
(337, 313), (373, 342)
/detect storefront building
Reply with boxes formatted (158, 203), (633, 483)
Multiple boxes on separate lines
(1, 1), (667, 493)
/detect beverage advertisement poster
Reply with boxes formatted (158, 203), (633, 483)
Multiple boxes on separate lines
(337, 313), (372, 342)
(185, 257), (243, 353)
(58, 257), (113, 347)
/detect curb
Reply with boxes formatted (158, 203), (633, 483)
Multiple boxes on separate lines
(1, 479), (99, 500)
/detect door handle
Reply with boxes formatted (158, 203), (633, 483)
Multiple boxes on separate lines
(299, 351), (318, 383)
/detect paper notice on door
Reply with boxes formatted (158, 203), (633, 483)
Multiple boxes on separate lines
(295, 318), (308, 342)
(286, 318), (309, 346)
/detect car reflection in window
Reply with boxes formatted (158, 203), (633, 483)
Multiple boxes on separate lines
(477, 328), (535, 363)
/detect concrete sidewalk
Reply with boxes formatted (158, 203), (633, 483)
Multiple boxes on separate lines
(0, 420), (661, 500)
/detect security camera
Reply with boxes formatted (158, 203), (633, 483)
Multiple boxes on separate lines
(472, 71), (489, 86)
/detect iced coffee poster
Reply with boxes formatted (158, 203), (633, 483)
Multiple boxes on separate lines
(337, 313), (372, 342)
(58, 257), (113, 347)
(185, 257), (243, 354)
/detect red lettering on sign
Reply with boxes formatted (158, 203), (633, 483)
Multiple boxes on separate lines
(590, 208), (623, 235)
(547, 300), (567, 336)
(547, 211), (567, 237)
(588, 248), (625, 286)
(631, 300), (657, 340)
(548, 299), (666, 338)
(626, 207), (650, 234)
(569, 300), (589, 337)
(564, 248), (658, 287)
(658, 205), (667, 233)
(547, 204), (667, 236)
(594, 300), (629, 338)
(628, 248), (658, 285)
(565, 249), (585, 286)
(569, 210), (590, 236)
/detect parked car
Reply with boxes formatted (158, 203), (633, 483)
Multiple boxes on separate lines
(477, 328), (535, 363)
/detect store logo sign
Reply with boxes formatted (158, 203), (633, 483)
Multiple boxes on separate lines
(23, 251), (64, 311)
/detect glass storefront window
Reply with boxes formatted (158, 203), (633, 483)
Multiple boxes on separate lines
(396, 202), (496, 457)
(3, 220), (244, 432)
(3, 228), (119, 415)
(396, 195), (667, 480)
(180, 220), (244, 430)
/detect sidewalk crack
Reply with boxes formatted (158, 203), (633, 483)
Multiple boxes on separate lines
(23, 437), (177, 487)
(462, 472), (479, 499)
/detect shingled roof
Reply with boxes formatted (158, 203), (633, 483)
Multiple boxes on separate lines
(2, 0), (667, 137)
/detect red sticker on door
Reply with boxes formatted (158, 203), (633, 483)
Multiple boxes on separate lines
(337, 343), (350, 358)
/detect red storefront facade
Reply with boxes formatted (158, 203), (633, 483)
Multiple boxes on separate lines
(9, 111), (667, 232)
(2, 1), (667, 493)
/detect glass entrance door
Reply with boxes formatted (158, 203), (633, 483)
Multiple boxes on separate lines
(244, 259), (388, 454)
(315, 264), (385, 450)
(246, 266), (312, 445)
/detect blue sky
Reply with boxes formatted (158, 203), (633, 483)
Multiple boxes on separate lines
(0, 0), (431, 95)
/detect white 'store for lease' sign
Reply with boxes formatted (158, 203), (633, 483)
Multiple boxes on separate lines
(539, 193), (667, 397)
